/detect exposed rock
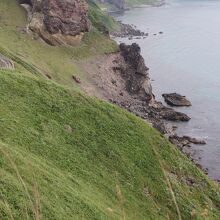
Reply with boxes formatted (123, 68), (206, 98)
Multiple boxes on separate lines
(160, 108), (191, 121)
(0, 54), (14, 70)
(150, 101), (191, 122)
(162, 93), (192, 107)
(81, 43), (190, 132)
(19, 0), (90, 46)
(72, 75), (81, 84)
(119, 43), (153, 102)
(64, 124), (73, 133)
(151, 120), (175, 136)
(169, 135), (206, 148)
(45, 73), (52, 79)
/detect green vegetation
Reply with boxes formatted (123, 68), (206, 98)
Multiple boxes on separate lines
(0, 0), (220, 220)
(1, 70), (220, 219)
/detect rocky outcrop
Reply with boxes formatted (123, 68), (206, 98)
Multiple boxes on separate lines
(119, 43), (153, 102)
(0, 54), (14, 69)
(81, 43), (190, 135)
(162, 93), (192, 107)
(158, 107), (191, 121)
(169, 135), (206, 147)
(19, 0), (90, 45)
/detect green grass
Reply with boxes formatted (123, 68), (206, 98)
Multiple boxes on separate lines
(0, 70), (220, 219)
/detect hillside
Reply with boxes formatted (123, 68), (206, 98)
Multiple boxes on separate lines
(0, 0), (220, 220)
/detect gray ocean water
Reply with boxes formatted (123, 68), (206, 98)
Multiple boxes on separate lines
(115, 0), (220, 180)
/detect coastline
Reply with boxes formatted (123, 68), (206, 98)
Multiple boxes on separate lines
(107, 4), (219, 181)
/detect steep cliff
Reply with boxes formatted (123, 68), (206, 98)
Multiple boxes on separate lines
(19, 0), (90, 45)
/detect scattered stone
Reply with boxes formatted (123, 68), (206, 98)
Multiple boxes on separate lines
(72, 75), (81, 84)
(186, 177), (196, 186)
(182, 136), (206, 145)
(162, 110), (191, 121)
(143, 187), (150, 197)
(45, 74), (52, 79)
(64, 124), (73, 133)
(159, 31), (163, 34)
(152, 120), (175, 136)
(169, 135), (206, 147)
(112, 66), (121, 72)
(162, 93), (192, 107)
(0, 54), (14, 69)
(111, 79), (117, 85)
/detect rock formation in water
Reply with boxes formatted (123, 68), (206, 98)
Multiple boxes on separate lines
(19, 0), (90, 45)
(162, 93), (192, 107)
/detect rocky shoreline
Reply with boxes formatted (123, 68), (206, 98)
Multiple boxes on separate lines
(120, 44), (208, 174)
(94, 42), (208, 175)
(80, 42), (207, 173)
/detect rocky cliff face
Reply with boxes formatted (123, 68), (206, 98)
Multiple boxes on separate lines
(119, 43), (153, 102)
(19, 0), (90, 45)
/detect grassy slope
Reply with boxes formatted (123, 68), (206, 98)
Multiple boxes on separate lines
(1, 70), (220, 220)
(0, 0), (220, 220)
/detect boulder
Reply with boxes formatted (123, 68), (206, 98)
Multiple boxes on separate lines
(150, 101), (191, 122)
(169, 135), (206, 147)
(162, 93), (192, 107)
(160, 109), (191, 121)
(19, 0), (90, 46)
